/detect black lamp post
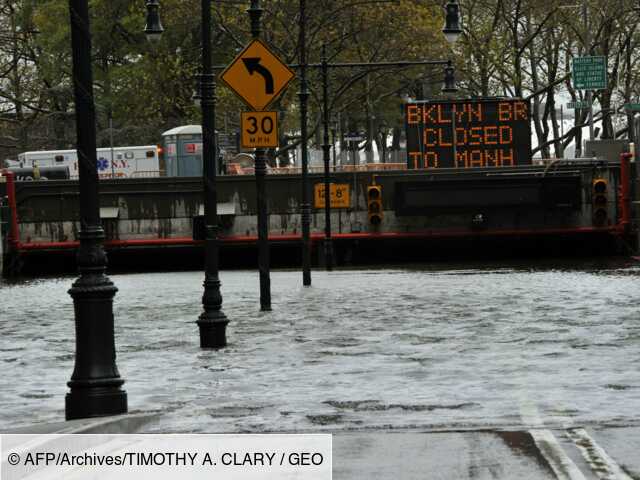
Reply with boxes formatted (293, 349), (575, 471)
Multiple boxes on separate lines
(66, 0), (127, 420)
(299, 0), (312, 286)
(145, 0), (229, 348)
(321, 44), (334, 271)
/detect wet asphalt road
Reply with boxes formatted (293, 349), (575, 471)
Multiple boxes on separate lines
(1, 259), (639, 478)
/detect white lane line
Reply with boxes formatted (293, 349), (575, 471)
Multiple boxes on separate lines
(530, 430), (588, 480)
(518, 394), (587, 480)
(565, 428), (634, 480)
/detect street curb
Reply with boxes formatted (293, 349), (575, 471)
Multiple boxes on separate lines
(3, 412), (161, 435)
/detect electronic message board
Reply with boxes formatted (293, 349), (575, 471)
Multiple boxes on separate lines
(405, 98), (531, 169)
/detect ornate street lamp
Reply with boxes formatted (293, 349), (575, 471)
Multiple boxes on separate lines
(442, 0), (463, 43)
(66, 0), (127, 420)
(442, 61), (458, 94)
(143, 0), (164, 42)
(145, 0), (229, 348)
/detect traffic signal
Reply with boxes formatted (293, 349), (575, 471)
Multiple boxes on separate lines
(367, 185), (383, 225)
(157, 144), (165, 175)
(592, 178), (608, 226)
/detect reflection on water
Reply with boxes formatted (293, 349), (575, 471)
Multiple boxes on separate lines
(1, 259), (639, 432)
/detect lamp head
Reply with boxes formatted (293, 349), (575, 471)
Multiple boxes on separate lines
(442, 62), (458, 94)
(442, 0), (462, 43)
(144, 0), (164, 43)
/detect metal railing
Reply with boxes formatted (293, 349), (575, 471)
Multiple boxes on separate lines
(224, 163), (408, 175)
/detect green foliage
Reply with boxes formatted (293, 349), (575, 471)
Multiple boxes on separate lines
(0, 0), (459, 155)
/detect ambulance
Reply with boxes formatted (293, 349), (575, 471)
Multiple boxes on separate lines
(16, 145), (161, 179)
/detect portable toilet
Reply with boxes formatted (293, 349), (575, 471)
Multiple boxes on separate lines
(161, 125), (204, 177)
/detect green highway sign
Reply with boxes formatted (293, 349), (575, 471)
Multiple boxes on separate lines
(566, 100), (591, 109)
(572, 56), (607, 90)
(623, 103), (640, 112)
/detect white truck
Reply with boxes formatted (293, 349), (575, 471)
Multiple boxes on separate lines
(15, 145), (161, 179)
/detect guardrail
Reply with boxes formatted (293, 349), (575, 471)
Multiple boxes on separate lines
(224, 163), (408, 175)
(127, 170), (164, 178)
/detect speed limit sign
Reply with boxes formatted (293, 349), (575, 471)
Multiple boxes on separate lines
(241, 111), (279, 148)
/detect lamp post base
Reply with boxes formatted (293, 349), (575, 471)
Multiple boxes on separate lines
(66, 267), (127, 421)
(65, 385), (127, 420)
(197, 316), (229, 349)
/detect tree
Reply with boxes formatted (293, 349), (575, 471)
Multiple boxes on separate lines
(6, 0), (640, 164)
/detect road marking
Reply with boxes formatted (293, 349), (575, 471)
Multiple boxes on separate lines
(565, 428), (634, 480)
(530, 430), (588, 480)
(518, 394), (634, 479)
(518, 394), (587, 480)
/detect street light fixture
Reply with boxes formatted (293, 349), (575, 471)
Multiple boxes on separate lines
(442, 0), (462, 43)
(143, 0), (164, 43)
(442, 61), (458, 94)
(145, 0), (229, 348)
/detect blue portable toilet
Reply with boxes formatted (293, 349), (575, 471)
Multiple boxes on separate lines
(162, 125), (204, 177)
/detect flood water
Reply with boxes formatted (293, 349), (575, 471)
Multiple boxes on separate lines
(1, 259), (639, 433)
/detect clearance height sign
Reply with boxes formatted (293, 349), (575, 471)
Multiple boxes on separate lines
(405, 98), (532, 169)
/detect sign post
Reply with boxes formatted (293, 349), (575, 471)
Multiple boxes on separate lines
(220, 29), (296, 310)
(572, 56), (607, 145)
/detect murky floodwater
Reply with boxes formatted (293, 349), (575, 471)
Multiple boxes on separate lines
(1, 260), (639, 433)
